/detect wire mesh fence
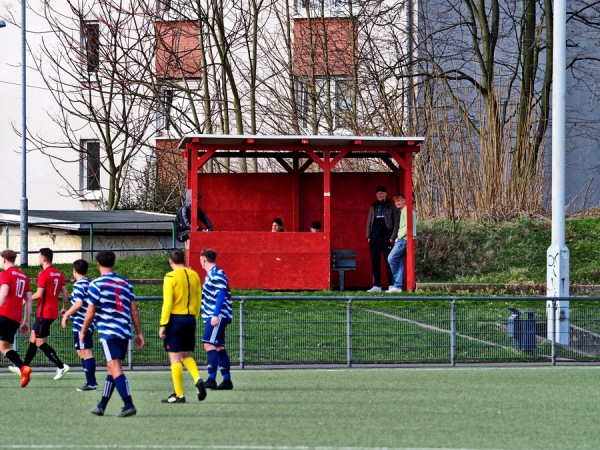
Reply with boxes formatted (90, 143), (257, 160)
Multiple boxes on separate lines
(2, 296), (598, 369)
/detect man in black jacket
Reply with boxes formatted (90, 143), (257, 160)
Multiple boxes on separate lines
(365, 186), (399, 292)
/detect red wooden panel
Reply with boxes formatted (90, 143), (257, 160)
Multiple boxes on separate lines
(188, 171), (410, 290)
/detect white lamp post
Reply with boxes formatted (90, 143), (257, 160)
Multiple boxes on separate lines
(20, 2), (29, 267)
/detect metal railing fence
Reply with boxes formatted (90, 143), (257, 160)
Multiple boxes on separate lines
(2, 219), (181, 259)
(3, 296), (600, 369)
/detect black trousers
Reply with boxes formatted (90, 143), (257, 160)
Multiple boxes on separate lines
(369, 240), (393, 287)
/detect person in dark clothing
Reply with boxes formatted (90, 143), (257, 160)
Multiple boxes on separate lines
(365, 186), (399, 292)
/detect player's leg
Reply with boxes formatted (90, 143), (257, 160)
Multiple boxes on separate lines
(77, 330), (97, 390)
(106, 339), (136, 417)
(214, 320), (233, 390)
(180, 316), (206, 400)
(202, 320), (220, 389)
(23, 328), (39, 366)
(36, 319), (69, 379)
(1, 319), (32, 387)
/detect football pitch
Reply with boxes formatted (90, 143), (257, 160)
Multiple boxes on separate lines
(1, 366), (600, 449)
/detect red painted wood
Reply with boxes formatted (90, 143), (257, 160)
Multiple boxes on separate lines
(188, 172), (402, 290)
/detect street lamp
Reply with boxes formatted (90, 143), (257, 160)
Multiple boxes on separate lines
(20, 2), (29, 267)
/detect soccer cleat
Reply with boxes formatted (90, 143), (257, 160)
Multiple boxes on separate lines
(161, 393), (186, 403)
(116, 406), (137, 417)
(204, 379), (218, 390)
(20, 366), (32, 388)
(367, 286), (382, 293)
(53, 364), (71, 381)
(8, 365), (20, 376)
(77, 384), (98, 392)
(196, 378), (207, 401)
(386, 286), (402, 293)
(90, 406), (105, 416)
(216, 379), (234, 390)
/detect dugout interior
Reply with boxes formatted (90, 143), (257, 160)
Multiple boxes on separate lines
(179, 134), (422, 291)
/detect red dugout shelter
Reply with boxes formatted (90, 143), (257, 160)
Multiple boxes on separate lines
(178, 135), (423, 291)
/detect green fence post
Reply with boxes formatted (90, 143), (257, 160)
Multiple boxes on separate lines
(346, 298), (353, 368)
(451, 298), (457, 367)
(89, 223), (94, 261)
(239, 298), (245, 369)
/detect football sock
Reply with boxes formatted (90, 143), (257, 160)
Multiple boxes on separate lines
(24, 342), (38, 366)
(183, 356), (201, 382)
(114, 374), (134, 408)
(99, 375), (115, 408)
(206, 350), (218, 380)
(218, 349), (231, 380)
(39, 343), (64, 368)
(83, 357), (97, 386)
(5, 350), (24, 368)
(171, 363), (184, 397)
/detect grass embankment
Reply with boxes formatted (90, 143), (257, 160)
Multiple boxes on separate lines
(17, 217), (600, 295)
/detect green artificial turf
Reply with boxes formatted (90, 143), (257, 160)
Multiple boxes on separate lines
(1, 366), (600, 449)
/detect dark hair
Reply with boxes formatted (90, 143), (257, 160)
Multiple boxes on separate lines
(273, 218), (284, 227)
(39, 248), (53, 263)
(311, 221), (321, 230)
(96, 250), (116, 268)
(375, 185), (387, 193)
(73, 259), (89, 275)
(201, 248), (217, 263)
(1, 249), (17, 263)
(170, 249), (185, 265)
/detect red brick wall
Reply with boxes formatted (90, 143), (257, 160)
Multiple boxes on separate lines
(293, 17), (358, 76)
(155, 21), (202, 78)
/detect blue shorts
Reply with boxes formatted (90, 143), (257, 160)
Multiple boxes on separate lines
(74, 330), (94, 350)
(0, 315), (19, 343)
(33, 317), (54, 339)
(100, 338), (129, 362)
(202, 317), (231, 347)
(164, 314), (196, 353)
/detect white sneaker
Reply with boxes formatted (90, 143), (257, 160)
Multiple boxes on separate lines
(54, 364), (70, 381)
(8, 366), (20, 375)
(366, 286), (382, 293)
(386, 286), (403, 293)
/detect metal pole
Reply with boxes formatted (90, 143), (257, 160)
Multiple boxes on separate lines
(239, 298), (245, 369)
(346, 298), (352, 368)
(551, 299), (557, 366)
(546, 0), (570, 345)
(19, 0), (28, 267)
(450, 298), (456, 367)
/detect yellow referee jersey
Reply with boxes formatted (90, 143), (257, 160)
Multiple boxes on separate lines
(160, 267), (201, 326)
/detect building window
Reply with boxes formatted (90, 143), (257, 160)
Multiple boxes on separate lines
(80, 140), (101, 191)
(156, 89), (174, 135)
(157, 0), (172, 15)
(295, 76), (353, 130)
(295, 0), (357, 11)
(81, 21), (100, 73)
(334, 78), (354, 128)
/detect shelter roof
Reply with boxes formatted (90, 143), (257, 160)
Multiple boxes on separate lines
(0, 210), (174, 233)
(179, 134), (423, 156)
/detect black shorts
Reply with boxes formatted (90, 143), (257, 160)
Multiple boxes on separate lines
(164, 315), (196, 353)
(73, 330), (94, 350)
(0, 315), (20, 344)
(33, 317), (55, 339)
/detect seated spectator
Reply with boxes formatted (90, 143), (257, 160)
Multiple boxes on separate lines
(271, 218), (286, 232)
(310, 221), (322, 232)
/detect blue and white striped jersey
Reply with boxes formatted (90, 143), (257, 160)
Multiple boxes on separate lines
(201, 266), (233, 323)
(70, 277), (94, 333)
(87, 272), (135, 340)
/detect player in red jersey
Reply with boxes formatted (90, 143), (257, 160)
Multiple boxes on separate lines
(10, 248), (70, 380)
(0, 249), (33, 387)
